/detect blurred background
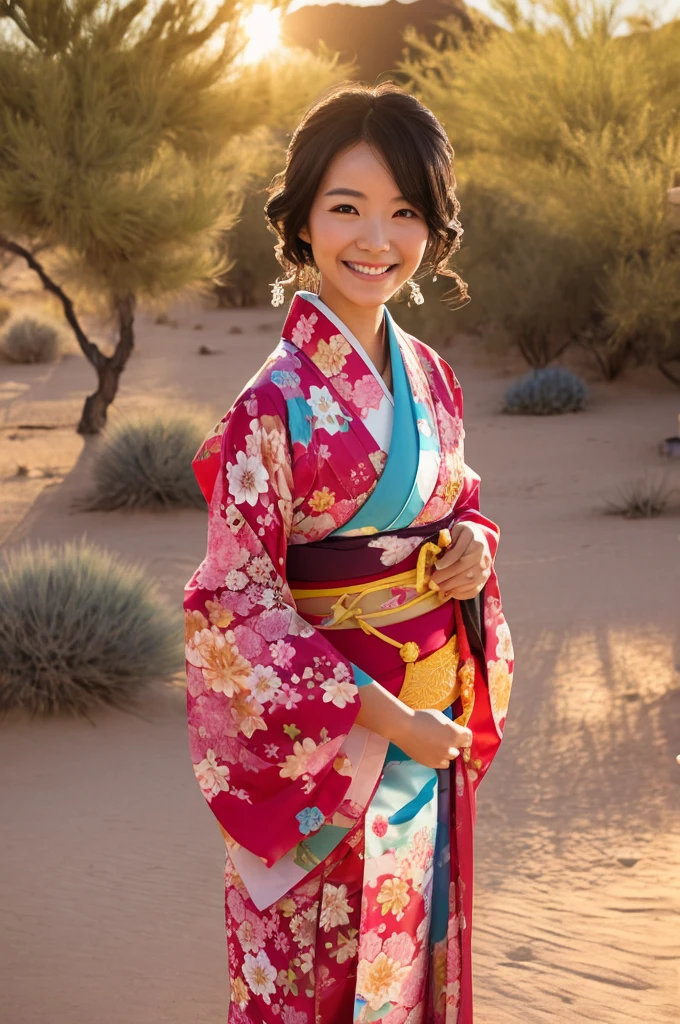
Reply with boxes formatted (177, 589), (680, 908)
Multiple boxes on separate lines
(0, 2), (678, 1022)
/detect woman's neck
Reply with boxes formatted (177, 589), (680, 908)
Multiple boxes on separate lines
(316, 282), (386, 371)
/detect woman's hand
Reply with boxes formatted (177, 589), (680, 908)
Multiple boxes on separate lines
(393, 709), (473, 770)
(431, 522), (492, 600)
(355, 681), (472, 769)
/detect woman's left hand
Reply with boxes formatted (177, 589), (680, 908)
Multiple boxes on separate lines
(430, 522), (493, 600)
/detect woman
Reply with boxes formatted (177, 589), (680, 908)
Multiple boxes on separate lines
(184, 82), (513, 1024)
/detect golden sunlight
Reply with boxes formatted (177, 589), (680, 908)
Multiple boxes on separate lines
(240, 4), (283, 64)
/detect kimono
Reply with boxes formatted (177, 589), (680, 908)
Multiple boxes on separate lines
(183, 290), (514, 1024)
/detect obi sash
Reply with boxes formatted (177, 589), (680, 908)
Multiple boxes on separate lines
(287, 511), (485, 659)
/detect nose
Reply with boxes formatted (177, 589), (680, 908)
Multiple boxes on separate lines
(356, 218), (391, 254)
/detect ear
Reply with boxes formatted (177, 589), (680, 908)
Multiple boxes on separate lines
(298, 224), (311, 245)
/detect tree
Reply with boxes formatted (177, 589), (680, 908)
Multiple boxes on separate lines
(0, 0), (286, 433)
(400, 1), (680, 381)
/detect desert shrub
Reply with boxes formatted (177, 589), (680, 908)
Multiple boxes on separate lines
(603, 474), (675, 518)
(0, 297), (12, 327)
(1, 315), (60, 363)
(503, 367), (588, 415)
(78, 415), (207, 511)
(0, 538), (183, 716)
(214, 127), (286, 308)
(402, 4), (680, 381)
(212, 44), (357, 308)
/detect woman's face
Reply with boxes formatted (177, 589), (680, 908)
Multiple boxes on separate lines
(298, 141), (431, 310)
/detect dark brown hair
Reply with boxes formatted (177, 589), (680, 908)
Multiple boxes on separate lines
(264, 80), (468, 307)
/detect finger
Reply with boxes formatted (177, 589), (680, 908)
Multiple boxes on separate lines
(436, 526), (471, 569)
(439, 583), (482, 601)
(449, 722), (472, 742)
(447, 746), (460, 759)
(432, 554), (478, 588)
(445, 562), (482, 585)
(434, 549), (477, 580)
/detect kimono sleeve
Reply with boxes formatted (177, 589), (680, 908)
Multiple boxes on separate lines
(183, 391), (365, 868)
(440, 356), (500, 561)
(452, 464), (500, 562)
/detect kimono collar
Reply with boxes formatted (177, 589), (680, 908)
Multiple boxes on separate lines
(293, 290), (394, 406)
(281, 290), (442, 534)
(280, 290), (438, 436)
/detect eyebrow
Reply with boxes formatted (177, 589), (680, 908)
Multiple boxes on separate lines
(324, 187), (408, 202)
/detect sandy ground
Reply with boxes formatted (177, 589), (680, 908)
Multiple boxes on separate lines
(1, 269), (679, 1024)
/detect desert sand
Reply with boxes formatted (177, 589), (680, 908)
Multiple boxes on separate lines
(1, 271), (679, 1024)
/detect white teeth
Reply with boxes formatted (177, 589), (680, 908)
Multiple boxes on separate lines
(346, 262), (392, 276)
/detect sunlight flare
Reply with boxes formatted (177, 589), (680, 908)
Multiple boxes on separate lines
(240, 4), (282, 64)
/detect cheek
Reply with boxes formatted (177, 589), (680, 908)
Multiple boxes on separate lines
(401, 223), (431, 262)
(308, 211), (353, 258)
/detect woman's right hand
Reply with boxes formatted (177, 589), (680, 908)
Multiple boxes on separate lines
(393, 708), (473, 769)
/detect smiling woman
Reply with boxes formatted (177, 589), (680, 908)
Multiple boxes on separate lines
(184, 82), (513, 1024)
(240, 3), (282, 63)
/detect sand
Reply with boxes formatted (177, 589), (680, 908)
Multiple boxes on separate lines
(1, 269), (679, 1024)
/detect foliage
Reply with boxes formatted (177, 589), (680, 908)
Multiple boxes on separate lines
(1, 314), (60, 362)
(0, 0), (291, 430)
(400, 2), (680, 380)
(0, 537), (183, 716)
(502, 366), (588, 414)
(214, 48), (358, 307)
(603, 473), (675, 517)
(78, 415), (207, 511)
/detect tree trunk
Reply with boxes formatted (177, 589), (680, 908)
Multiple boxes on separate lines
(0, 235), (136, 434)
(77, 292), (136, 435)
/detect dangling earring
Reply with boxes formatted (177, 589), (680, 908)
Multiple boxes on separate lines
(408, 278), (425, 305)
(270, 277), (286, 307)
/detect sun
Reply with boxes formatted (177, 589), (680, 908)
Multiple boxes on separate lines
(240, 4), (283, 65)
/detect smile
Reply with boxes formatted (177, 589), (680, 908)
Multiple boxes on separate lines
(343, 261), (398, 278)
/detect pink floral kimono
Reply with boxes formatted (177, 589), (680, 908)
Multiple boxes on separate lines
(183, 290), (513, 1023)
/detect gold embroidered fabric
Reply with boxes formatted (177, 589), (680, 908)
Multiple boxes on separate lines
(396, 633), (461, 712)
(291, 529), (472, 716)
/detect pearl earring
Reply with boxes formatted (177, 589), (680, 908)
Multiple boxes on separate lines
(408, 278), (425, 305)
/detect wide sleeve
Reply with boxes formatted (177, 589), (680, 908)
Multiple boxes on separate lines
(439, 355), (500, 561)
(183, 391), (365, 868)
(451, 464), (500, 562)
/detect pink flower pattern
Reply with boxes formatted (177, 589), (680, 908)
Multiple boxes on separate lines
(184, 293), (513, 1023)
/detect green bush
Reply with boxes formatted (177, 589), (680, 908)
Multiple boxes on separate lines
(0, 538), (183, 716)
(214, 127), (287, 308)
(401, 3), (680, 380)
(213, 47), (357, 308)
(79, 415), (207, 511)
(1, 315), (60, 363)
(503, 367), (588, 415)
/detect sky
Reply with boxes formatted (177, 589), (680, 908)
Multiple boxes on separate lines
(287, 0), (680, 29)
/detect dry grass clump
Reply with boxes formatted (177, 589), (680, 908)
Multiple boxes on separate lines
(0, 538), (184, 717)
(78, 415), (207, 511)
(603, 474), (676, 518)
(1, 315), (61, 363)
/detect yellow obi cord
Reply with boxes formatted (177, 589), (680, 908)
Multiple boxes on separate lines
(290, 529), (452, 664)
